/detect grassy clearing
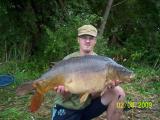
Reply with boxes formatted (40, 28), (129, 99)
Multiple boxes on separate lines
(0, 61), (159, 120)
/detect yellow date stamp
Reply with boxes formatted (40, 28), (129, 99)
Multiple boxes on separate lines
(116, 101), (153, 109)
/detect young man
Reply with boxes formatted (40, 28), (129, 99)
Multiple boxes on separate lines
(52, 25), (125, 120)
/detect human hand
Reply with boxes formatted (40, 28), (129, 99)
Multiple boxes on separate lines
(106, 80), (122, 89)
(101, 80), (122, 96)
(54, 85), (70, 96)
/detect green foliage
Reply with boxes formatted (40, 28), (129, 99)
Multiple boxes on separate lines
(42, 25), (77, 61)
(39, 12), (100, 62)
(0, 60), (48, 87)
(0, 0), (34, 61)
(0, 108), (31, 120)
(103, 0), (160, 65)
(0, 0), (159, 64)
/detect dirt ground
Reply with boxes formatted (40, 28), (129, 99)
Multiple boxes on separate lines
(32, 92), (160, 120)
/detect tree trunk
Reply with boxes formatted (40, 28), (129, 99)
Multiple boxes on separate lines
(98, 0), (114, 37)
(29, 0), (42, 55)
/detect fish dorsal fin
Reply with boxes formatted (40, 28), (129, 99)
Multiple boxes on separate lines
(29, 92), (44, 112)
(79, 92), (90, 103)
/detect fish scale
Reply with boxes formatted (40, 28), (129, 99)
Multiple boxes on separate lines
(42, 55), (112, 79)
(16, 55), (135, 112)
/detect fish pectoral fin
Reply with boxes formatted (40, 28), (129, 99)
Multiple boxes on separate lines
(79, 93), (90, 103)
(29, 92), (44, 112)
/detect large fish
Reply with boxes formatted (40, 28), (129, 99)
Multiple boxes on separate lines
(16, 55), (135, 112)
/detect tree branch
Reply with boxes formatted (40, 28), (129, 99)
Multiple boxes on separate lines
(112, 0), (128, 8)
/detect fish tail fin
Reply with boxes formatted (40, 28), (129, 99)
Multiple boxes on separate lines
(16, 81), (34, 96)
(29, 92), (44, 112)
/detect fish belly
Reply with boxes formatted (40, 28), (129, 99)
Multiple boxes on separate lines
(64, 70), (107, 94)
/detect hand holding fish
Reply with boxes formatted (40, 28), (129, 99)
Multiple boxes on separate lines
(106, 80), (122, 89)
(54, 85), (70, 96)
(91, 80), (121, 98)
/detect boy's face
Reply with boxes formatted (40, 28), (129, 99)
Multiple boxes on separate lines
(78, 35), (96, 53)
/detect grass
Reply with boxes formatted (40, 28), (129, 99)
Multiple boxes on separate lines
(0, 61), (160, 120)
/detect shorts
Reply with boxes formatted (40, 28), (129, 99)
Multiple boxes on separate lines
(51, 97), (108, 120)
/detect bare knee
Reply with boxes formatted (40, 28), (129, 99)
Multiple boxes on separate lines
(101, 86), (125, 105)
(114, 86), (125, 100)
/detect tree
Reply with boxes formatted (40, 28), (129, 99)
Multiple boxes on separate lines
(98, 0), (114, 37)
